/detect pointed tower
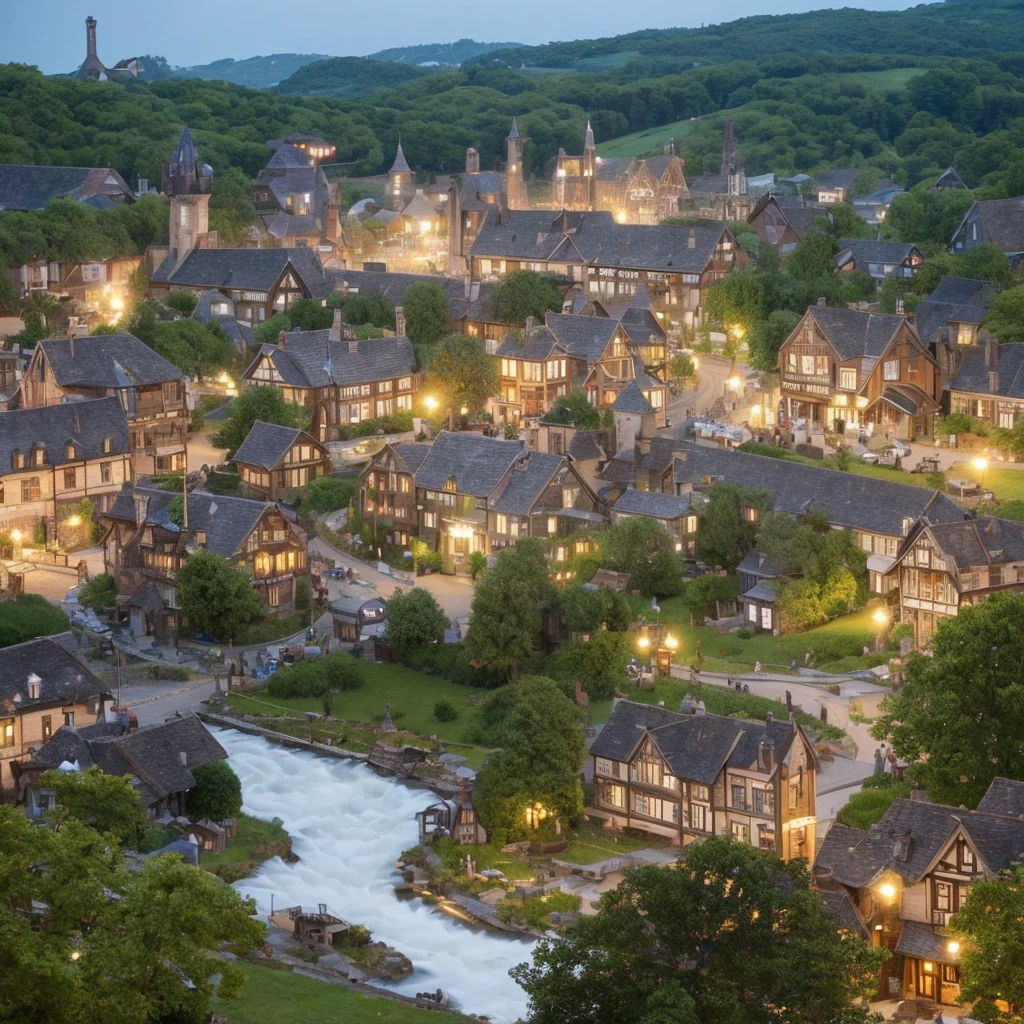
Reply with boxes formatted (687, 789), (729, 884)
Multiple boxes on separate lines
(583, 120), (597, 210)
(78, 16), (107, 80)
(388, 139), (414, 211)
(161, 128), (212, 264)
(506, 117), (528, 211)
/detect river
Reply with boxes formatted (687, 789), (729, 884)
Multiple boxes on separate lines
(219, 729), (535, 1022)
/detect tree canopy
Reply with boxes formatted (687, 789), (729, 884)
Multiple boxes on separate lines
(873, 593), (1024, 806)
(542, 387), (612, 430)
(489, 270), (563, 326)
(401, 281), (450, 348)
(383, 587), (449, 661)
(41, 766), (148, 849)
(602, 517), (685, 597)
(211, 384), (309, 458)
(694, 483), (773, 572)
(0, 595), (70, 649)
(187, 761), (243, 822)
(511, 836), (886, 1024)
(421, 333), (499, 418)
(176, 549), (266, 642)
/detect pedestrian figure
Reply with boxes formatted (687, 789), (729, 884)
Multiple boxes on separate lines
(785, 690), (792, 712)
(874, 747), (885, 775)
(754, 660), (762, 674)
(790, 657), (797, 673)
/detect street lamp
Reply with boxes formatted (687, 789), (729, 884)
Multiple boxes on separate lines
(973, 456), (988, 492)
(873, 608), (889, 626)
(946, 940), (960, 955)
(424, 396), (439, 414)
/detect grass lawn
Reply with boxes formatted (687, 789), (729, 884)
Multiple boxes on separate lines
(949, 459), (1024, 501)
(598, 116), (701, 158)
(201, 812), (292, 883)
(214, 961), (474, 1024)
(435, 836), (536, 880)
(837, 67), (927, 91)
(559, 820), (669, 865)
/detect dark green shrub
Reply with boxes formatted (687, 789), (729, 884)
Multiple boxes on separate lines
(433, 699), (458, 722)
(265, 652), (364, 699)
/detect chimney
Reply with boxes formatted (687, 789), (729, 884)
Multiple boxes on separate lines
(277, 330), (287, 350)
(525, 315), (535, 338)
(990, 370), (1000, 394)
(687, 228), (696, 249)
(986, 338), (999, 368)
(27, 673), (41, 700)
(758, 736), (774, 773)
(86, 16), (98, 58)
(348, 338), (359, 355)
(817, 296), (827, 306)
(329, 307), (343, 343)
(326, 203), (340, 240)
(465, 147), (480, 174)
(395, 305), (407, 337)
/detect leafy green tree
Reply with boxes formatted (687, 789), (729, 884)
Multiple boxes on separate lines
(952, 864), (1024, 1019)
(775, 578), (827, 634)
(473, 676), (586, 841)
(42, 766), (148, 849)
(164, 290), (198, 316)
(211, 384), (309, 457)
(873, 593), (1024, 806)
(883, 188), (975, 247)
(703, 267), (765, 331)
(264, 651), (364, 699)
(77, 573), (116, 611)
(421, 333), (499, 418)
(151, 317), (235, 378)
(747, 309), (800, 372)
(284, 297), (333, 331)
(669, 352), (696, 380)
(694, 482), (772, 572)
(549, 629), (632, 700)
(187, 761), (243, 821)
(383, 587), (449, 661)
(465, 539), (555, 682)
(785, 231), (840, 282)
(176, 549), (265, 642)
(984, 284), (1024, 343)
(253, 313), (292, 346)
(0, 273), (19, 314)
(298, 476), (358, 516)
(335, 291), (395, 330)
(401, 281), (450, 346)
(603, 517), (685, 597)
(542, 387), (606, 429)
(824, 202), (873, 239)
(559, 582), (632, 635)
(0, 594), (70, 649)
(511, 836), (887, 1024)
(490, 270), (563, 326)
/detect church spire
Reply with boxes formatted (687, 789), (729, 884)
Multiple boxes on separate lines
(508, 116), (520, 140)
(584, 120), (595, 150)
(390, 138), (411, 174)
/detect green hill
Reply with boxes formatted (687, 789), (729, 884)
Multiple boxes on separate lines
(169, 53), (333, 88)
(365, 39), (521, 66)
(276, 57), (436, 98)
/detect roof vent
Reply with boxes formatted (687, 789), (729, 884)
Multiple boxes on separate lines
(179, 750), (187, 766)
(27, 673), (41, 700)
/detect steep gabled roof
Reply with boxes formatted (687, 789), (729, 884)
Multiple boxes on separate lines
(232, 420), (323, 471)
(545, 313), (619, 365)
(152, 246), (330, 297)
(835, 239), (918, 268)
(495, 326), (565, 361)
(414, 431), (525, 496)
(815, 169), (860, 192)
(906, 517), (1024, 573)
(491, 450), (565, 515)
(947, 343), (1024, 399)
(0, 635), (108, 712)
(38, 334), (183, 388)
(612, 488), (690, 519)
(390, 141), (411, 173)
(808, 307), (906, 363)
(248, 332), (415, 389)
(612, 380), (654, 414)
(970, 198), (1024, 253)
(0, 164), (133, 211)
(931, 167), (968, 190)
(977, 777), (1024, 819)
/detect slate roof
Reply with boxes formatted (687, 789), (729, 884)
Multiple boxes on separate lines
(414, 432), (526, 496)
(390, 142), (412, 174)
(971, 198), (1024, 253)
(592, 700), (799, 786)
(471, 209), (605, 262)
(931, 167), (968, 190)
(976, 777), (1024, 818)
(192, 289), (234, 322)
(809, 307), (905, 362)
(594, 156), (635, 182)
(265, 211), (321, 240)
(491, 450), (564, 515)
(612, 488), (690, 519)
(814, 793), (1024, 887)
(661, 440), (964, 537)
(911, 517), (1024, 572)
(929, 277), (991, 306)
(328, 268), (466, 309)
(152, 247), (330, 297)
(567, 430), (609, 462)
(613, 380), (654, 414)
(389, 442), (431, 475)
(817, 888), (870, 940)
(544, 313), (619, 365)
(91, 714), (227, 800)
(835, 239), (918, 269)
(495, 326), (565, 361)
(0, 397), (129, 474)
(0, 635), (108, 712)
(895, 921), (959, 964)
(736, 550), (784, 579)
(816, 169), (860, 192)
(247, 331), (415, 389)
(231, 420), (321, 471)
(105, 484), (276, 559)
(947, 343), (1024, 398)
(741, 579), (779, 603)
(0, 164), (133, 211)
(39, 334), (183, 388)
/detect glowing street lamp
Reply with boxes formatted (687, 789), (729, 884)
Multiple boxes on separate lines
(424, 396), (439, 413)
(878, 882), (897, 901)
(946, 940), (960, 955)
(67, 514), (82, 528)
(873, 608), (889, 626)
(973, 456), (988, 491)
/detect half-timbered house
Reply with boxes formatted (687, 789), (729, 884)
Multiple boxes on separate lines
(946, 340), (1024, 431)
(778, 306), (942, 439)
(231, 420), (332, 501)
(835, 239), (924, 285)
(589, 701), (817, 860)
(747, 195), (830, 254)
(361, 442), (430, 550)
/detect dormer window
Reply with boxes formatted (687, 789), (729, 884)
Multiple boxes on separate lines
(444, 476), (457, 493)
(11, 450), (23, 470)
(102, 436), (112, 454)
(66, 443), (76, 462)
(893, 833), (912, 862)
(32, 446), (46, 467)
(195, 530), (207, 548)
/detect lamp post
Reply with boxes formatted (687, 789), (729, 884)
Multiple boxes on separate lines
(873, 607), (890, 651)
(425, 394), (455, 432)
(973, 456), (988, 493)
(656, 633), (679, 677)
(636, 633), (651, 683)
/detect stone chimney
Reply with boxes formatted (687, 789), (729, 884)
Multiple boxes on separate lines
(277, 330), (287, 350)
(687, 228), (696, 249)
(525, 315), (535, 338)
(349, 337), (359, 355)
(465, 147), (480, 174)
(329, 307), (343, 343)
(990, 370), (1000, 394)
(986, 338), (999, 368)
(395, 305), (407, 337)
(817, 296), (827, 306)
(86, 16), (98, 58)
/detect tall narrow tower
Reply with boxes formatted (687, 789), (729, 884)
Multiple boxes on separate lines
(388, 140), (414, 211)
(506, 117), (528, 211)
(78, 16), (107, 80)
(162, 128), (212, 264)
(582, 120), (597, 211)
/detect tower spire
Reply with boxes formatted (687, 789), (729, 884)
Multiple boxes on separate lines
(508, 116), (520, 140)
(584, 120), (595, 150)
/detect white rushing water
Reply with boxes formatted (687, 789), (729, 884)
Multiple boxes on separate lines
(218, 729), (534, 1022)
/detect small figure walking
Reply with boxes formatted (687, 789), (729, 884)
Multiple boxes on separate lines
(754, 660), (762, 674)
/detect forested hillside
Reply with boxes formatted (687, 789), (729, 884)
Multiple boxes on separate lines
(275, 57), (437, 98)
(365, 39), (521, 66)
(140, 53), (332, 88)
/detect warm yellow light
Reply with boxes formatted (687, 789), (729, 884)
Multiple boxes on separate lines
(556, 167), (566, 178)
(110, 296), (124, 311)
(665, 634), (679, 651)
(973, 457), (988, 472)
(835, 394), (847, 407)
(637, 635), (650, 651)
(218, 372), (231, 385)
(691, 357), (699, 369)
(856, 396), (868, 409)
(879, 882), (896, 899)
(751, 404), (761, 415)
(873, 609), (889, 625)
(424, 396), (439, 412)
(923, 962), (933, 973)
(10, 529), (21, 542)
(728, 376), (741, 389)
(460, 406), (468, 416)
(947, 940), (960, 955)
(419, 220), (432, 234)
(616, 211), (627, 224)
(70, 950), (80, 961)
(67, 515), (82, 528)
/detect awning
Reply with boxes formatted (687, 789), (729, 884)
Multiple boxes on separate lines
(895, 920), (960, 965)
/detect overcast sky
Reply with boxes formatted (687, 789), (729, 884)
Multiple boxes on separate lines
(5, 0), (926, 74)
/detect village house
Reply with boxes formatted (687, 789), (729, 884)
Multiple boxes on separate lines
(330, 588), (387, 644)
(0, 348), (23, 410)
(834, 240), (924, 285)
(18, 334), (187, 476)
(362, 432), (601, 574)
(0, 633), (111, 800)
(241, 309), (416, 442)
(852, 181), (905, 228)
(267, 133), (337, 163)
(737, 551), (786, 634)
(75, 15), (143, 81)
(231, 420), (332, 501)
(950, 197), (1024, 265)
(447, 150), (506, 278)
(892, 516), (1024, 646)
(552, 121), (690, 224)
(360, 442), (430, 549)
(914, 276), (992, 355)
(747, 194), (831, 254)
(814, 169), (859, 204)
(102, 484), (307, 641)
(778, 306), (942, 440)
(7, 255), (142, 312)
(530, 424), (613, 491)
(610, 488), (697, 556)
(0, 397), (132, 549)
(494, 320), (588, 421)
(588, 701), (818, 861)
(686, 121), (754, 222)
(417, 783), (487, 845)
(0, 162), (135, 213)
(16, 713), (227, 819)
(945, 340), (1024, 430)
(191, 289), (254, 353)
(813, 779), (1024, 1006)
(470, 209), (746, 331)
(602, 435), (964, 592)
